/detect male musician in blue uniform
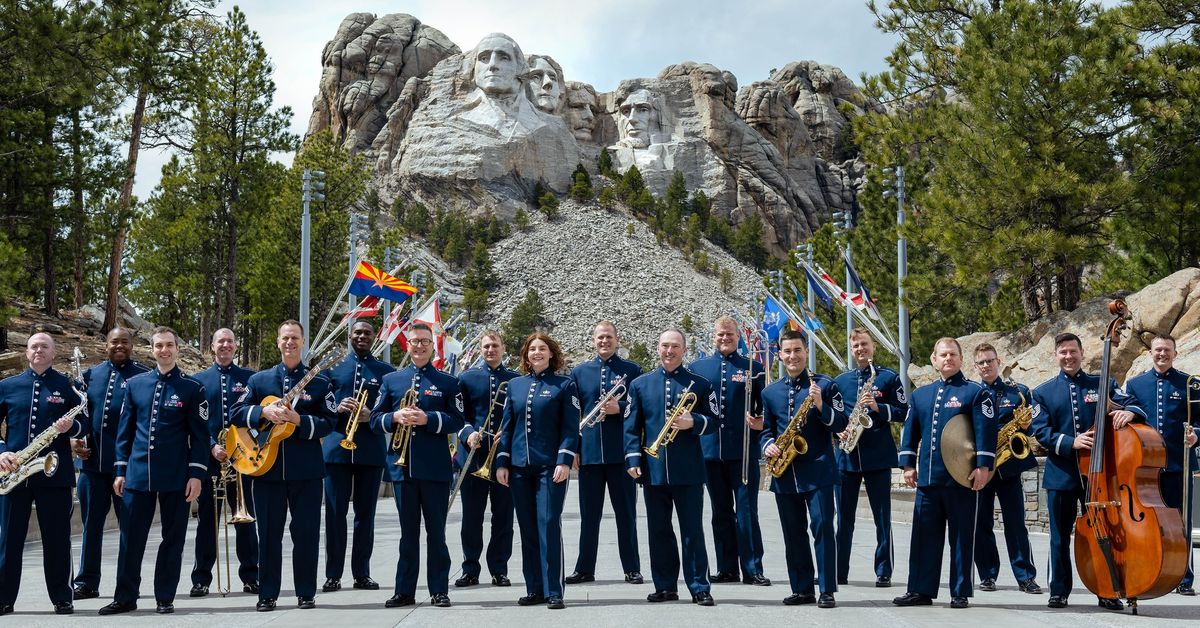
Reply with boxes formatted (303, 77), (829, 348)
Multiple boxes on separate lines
(370, 322), (464, 609)
(691, 316), (768, 586)
(893, 337), (995, 610)
(229, 320), (336, 612)
(100, 327), (209, 615)
(322, 321), (393, 593)
(970, 343), (1041, 594)
(1031, 332), (1145, 611)
(454, 331), (517, 587)
(189, 327), (258, 596)
(761, 328), (847, 608)
(566, 321), (644, 585)
(0, 332), (89, 616)
(833, 328), (907, 587)
(624, 328), (718, 606)
(72, 326), (149, 600)
(1121, 334), (1197, 595)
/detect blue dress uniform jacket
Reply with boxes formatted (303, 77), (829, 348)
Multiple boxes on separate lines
(690, 352), (764, 462)
(229, 362), (336, 482)
(760, 371), (848, 493)
(496, 370), (581, 469)
(899, 372), (996, 486)
(113, 367), (209, 492)
(0, 368), (89, 486)
(572, 355), (643, 465)
(833, 365), (907, 472)
(457, 363), (519, 471)
(1030, 370), (1146, 492)
(369, 363), (464, 483)
(324, 353), (394, 467)
(982, 378), (1039, 479)
(1124, 368), (1199, 474)
(80, 359), (150, 475)
(191, 362), (254, 474)
(623, 366), (717, 486)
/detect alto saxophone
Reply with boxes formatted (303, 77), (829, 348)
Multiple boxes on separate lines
(765, 390), (817, 478)
(994, 387), (1034, 468)
(0, 388), (87, 495)
(644, 382), (696, 458)
(839, 362), (876, 454)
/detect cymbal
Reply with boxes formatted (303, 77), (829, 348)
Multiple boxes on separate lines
(940, 413), (977, 489)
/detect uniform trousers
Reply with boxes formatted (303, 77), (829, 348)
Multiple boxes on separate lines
(0, 485), (73, 606)
(323, 463), (383, 580)
(906, 484), (978, 598)
(252, 478), (322, 600)
(1044, 488), (1084, 598)
(392, 478), (451, 596)
(1160, 472), (1195, 588)
(776, 485), (837, 595)
(704, 459), (764, 577)
(574, 462), (640, 574)
(113, 487), (190, 604)
(509, 465), (568, 598)
(835, 468), (893, 580)
(973, 472), (1036, 583)
(458, 471), (513, 579)
(192, 470), (258, 587)
(643, 483), (710, 595)
(75, 470), (126, 590)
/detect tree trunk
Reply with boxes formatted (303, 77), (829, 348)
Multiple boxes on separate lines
(1057, 263), (1081, 312)
(1040, 273), (1054, 315)
(42, 114), (58, 317)
(1020, 271), (1042, 322)
(103, 84), (147, 333)
(71, 109), (85, 309)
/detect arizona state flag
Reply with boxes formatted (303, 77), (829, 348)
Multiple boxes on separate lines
(348, 261), (418, 303)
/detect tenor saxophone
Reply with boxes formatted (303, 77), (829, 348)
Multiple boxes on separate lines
(994, 388), (1034, 468)
(839, 362), (876, 454)
(0, 388), (86, 495)
(765, 390), (816, 478)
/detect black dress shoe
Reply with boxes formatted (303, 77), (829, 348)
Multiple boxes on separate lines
(54, 601), (74, 615)
(1097, 597), (1124, 611)
(297, 596), (316, 609)
(492, 574), (511, 587)
(385, 594), (415, 608)
(517, 593), (546, 606)
(892, 592), (933, 606)
(456, 574), (479, 587)
(547, 596), (565, 609)
(0, 604), (13, 615)
(354, 577), (379, 590)
(625, 571), (644, 584)
(646, 590), (679, 603)
(322, 578), (341, 592)
(1177, 585), (1196, 596)
(692, 591), (715, 606)
(431, 593), (451, 607)
(256, 598), (277, 612)
(837, 576), (849, 585)
(978, 578), (996, 592)
(1018, 579), (1042, 594)
(190, 584), (209, 597)
(950, 596), (968, 609)
(1047, 595), (1068, 608)
(98, 601), (137, 615)
(743, 573), (771, 586)
(709, 571), (739, 584)
(73, 586), (100, 600)
(876, 576), (892, 587)
(564, 571), (594, 584)
(817, 593), (836, 609)
(783, 592), (815, 605)
(156, 601), (174, 614)
(243, 582), (259, 594)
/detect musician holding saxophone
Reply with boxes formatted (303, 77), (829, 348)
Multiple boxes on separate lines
(321, 321), (393, 594)
(453, 331), (518, 588)
(969, 343), (1042, 595)
(623, 329), (718, 606)
(369, 322), (464, 609)
(761, 329), (847, 608)
(0, 332), (90, 616)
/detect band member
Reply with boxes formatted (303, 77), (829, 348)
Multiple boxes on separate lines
(454, 331), (517, 587)
(761, 329), (846, 608)
(189, 328), (258, 596)
(495, 332), (580, 610)
(1031, 332), (1145, 610)
(322, 321), (393, 593)
(690, 317), (768, 586)
(892, 337), (994, 609)
(624, 329), (718, 606)
(566, 321), (643, 585)
(833, 328), (907, 587)
(229, 320), (335, 612)
(1120, 334), (1196, 595)
(72, 327), (148, 600)
(100, 327), (208, 615)
(970, 343), (1041, 594)
(0, 332), (89, 616)
(370, 322), (463, 609)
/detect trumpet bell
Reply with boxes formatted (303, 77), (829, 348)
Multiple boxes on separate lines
(339, 439), (358, 451)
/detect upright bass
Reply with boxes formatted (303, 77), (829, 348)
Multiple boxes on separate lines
(1074, 299), (1188, 613)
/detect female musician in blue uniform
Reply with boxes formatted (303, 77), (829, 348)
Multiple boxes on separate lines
(495, 332), (581, 610)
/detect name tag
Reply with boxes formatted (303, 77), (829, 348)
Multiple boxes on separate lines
(424, 389), (443, 398)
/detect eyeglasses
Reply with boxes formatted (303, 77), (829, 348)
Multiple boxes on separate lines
(975, 358), (998, 367)
(409, 339), (433, 347)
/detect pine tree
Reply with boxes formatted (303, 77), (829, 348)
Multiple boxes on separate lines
(570, 163), (593, 200)
(597, 147), (614, 177)
(732, 214), (768, 271)
(626, 342), (654, 372)
(513, 207), (531, 231)
(538, 192), (560, 220)
(690, 190), (711, 229)
(404, 202), (430, 235)
(503, 289), (552, 350)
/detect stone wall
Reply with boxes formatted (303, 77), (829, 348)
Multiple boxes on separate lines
(888, 458), (1050, 532)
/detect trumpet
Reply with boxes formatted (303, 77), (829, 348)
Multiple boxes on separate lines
(339, 382), (369, 450)
(390, 386), (420, 466)
(457, 382), (509, 494)
(765, 390), (816, 478)
(839, 361), (876, 454)
(212, 429), (254, 597)
(644, 382), (696, 459)
(580, 376), (627, 429)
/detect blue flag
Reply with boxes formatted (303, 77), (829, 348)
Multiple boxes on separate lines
(762, 295), (799, 344)
(794, 288), (825, 332)
(805, 267), (835, 312)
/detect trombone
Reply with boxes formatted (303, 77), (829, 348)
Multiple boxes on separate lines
(472, 382), (513, 483)
(390, 385), (421, 466)
(212, 429), (255, 597)
(450, 381), (508, 507)
(339, 381), (369, 450)
(742, 326), (769, 485)
(580, 376), (627, 429)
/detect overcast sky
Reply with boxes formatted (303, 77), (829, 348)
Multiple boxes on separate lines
(132, 0), (900, 198)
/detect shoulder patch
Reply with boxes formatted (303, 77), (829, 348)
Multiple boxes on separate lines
(896, 388), (907, 404)
(624, 401), (632, 418)
(708, 391), (718, 410)
(982, 395), (995, 419)
(455, 393), (465, 413)
(832, 390), (844, 413)
(237, 388), (249, 403)
(325, 391), (337, 413)
(572, 396), (581, 410)
(1031, 404), (1041, 419)
(199, 400), (209, 423)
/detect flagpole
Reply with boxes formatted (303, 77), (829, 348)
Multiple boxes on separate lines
(796, 244), (816, 372)
(844, 244), (853, 369)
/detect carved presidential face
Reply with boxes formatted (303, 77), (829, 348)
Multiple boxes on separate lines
(473, 35), (522, 96)
(617, 89), (658, 149)
(565, 83), (596, 141)
(527, 57), (563, 113)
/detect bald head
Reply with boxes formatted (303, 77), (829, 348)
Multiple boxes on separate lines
(26, 332), (56, 373)
(212, 327), (237, 366)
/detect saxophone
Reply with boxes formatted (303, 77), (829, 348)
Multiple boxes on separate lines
(765, 390), (817, 478)
(994, 387), (1034, 469)
(839, 362), (876, 454)
(0, 387), (87, 495)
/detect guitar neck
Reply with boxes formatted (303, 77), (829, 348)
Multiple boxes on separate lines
(282, 366), (323, 407)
